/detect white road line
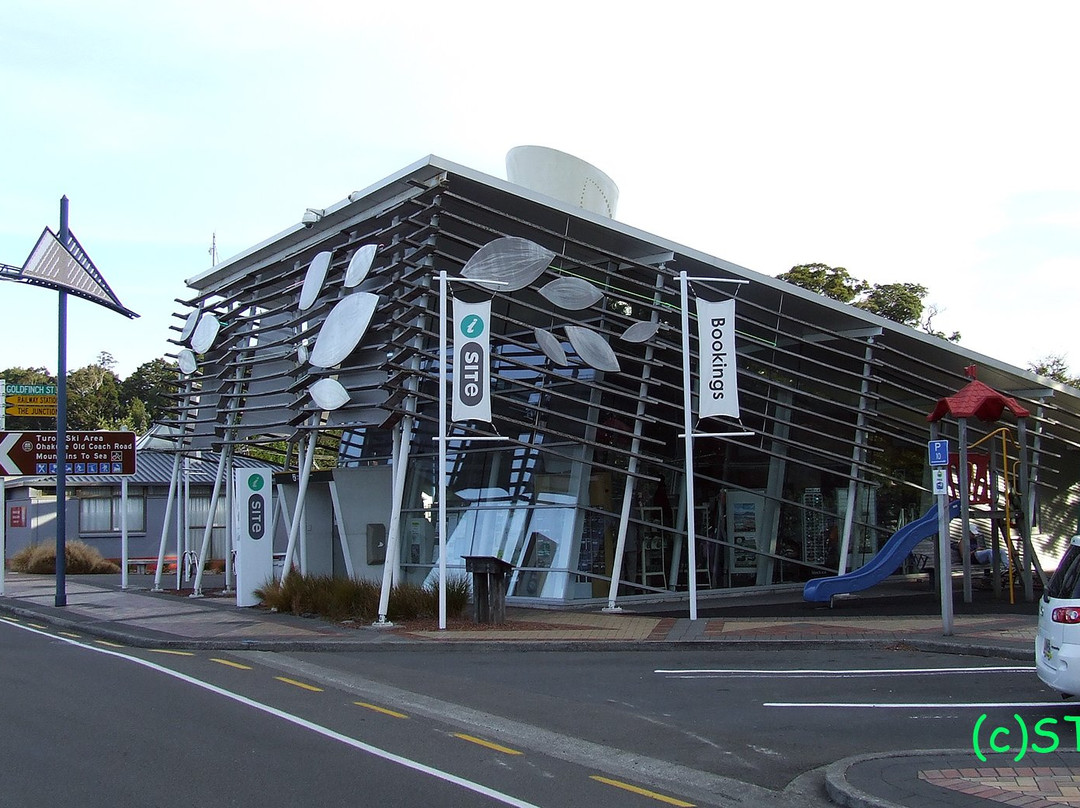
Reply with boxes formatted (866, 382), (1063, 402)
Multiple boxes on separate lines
(765, 701), (1071, 709)
(656, 666), (1034, 678)
(2, 621), (541, 808)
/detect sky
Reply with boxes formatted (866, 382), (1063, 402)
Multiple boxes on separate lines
(1, 1), (1078, 380)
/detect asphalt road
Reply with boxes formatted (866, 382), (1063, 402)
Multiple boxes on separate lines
(276, 645), (1064, 790)
(2, 616), (1068, 808)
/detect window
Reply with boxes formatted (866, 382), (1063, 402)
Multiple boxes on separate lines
(78, 487), (145, 533)
(1048, 544), (1080, 600)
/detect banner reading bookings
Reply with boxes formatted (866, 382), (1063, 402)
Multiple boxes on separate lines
(452, 299), (492, 423)
(696, 299), (740, 420)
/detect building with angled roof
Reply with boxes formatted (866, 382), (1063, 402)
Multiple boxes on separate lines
(162, 149), (1080, 608)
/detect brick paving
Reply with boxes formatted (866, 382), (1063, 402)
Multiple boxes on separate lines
(920, 766), (1080, 807)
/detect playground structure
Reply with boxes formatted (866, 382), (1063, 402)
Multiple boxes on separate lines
(804, 367), (1040, 605)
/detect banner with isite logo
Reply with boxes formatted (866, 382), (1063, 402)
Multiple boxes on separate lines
(452, 299), (492, 422)
(696, 299), (740, 419)
(234, 467), (272, 607)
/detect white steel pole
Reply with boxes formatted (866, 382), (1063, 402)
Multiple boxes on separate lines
(1, 380), (5, 595)
(175, 459), (185, 590)
(679, 271), (699, 621)
(931, 423), (953, 635)
(223, 453), (234, 594)
(181, 455), (190, 587)
(191, 446), (230, 596)
(152, 453), (180, 592)
(121, 477), (129, 590)
(438, 269), (448, 631)
(1, 478), (6, 597)
(281, 426), (318, 582)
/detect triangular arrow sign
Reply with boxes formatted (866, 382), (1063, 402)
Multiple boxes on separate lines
(18, 228), (138, 318)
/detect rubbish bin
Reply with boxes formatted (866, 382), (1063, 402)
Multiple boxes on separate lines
(463, 555), (513, 625)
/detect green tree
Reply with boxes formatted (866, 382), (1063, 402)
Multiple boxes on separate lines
(67, 361), (123, 429)
(778, 264), (960, 342)
(776, 263), (867, 303)
(121, 357), (177, 423)
(855, 282), (926, 327)
(1029, 354), (1080, 387)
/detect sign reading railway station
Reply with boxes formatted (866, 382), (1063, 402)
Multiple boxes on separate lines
(0, 430), (136, 476)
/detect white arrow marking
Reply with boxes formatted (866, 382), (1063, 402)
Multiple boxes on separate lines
(0, 432), (23, 475)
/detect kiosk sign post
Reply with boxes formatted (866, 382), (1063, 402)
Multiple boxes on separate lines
(929, 438), (953, 634)
(234, 468), (272, 608)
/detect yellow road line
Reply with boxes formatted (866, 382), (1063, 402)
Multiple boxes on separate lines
(452, 733), (523, 756)
(27, 622), (47, 629)
(95, 640), (125, 648)
(354, 701), (409, 719)
(590, 775), (695, 807)
(150, 649), (195, 656)
(0, 616), (20, 623)
(275, 676), (323, 692)
(211, 658), (253, 670)
(58, 632), (82, 638)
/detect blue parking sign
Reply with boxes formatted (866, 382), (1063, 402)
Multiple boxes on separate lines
(928, 439), (949, 466)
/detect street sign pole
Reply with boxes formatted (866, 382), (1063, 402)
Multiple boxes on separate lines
(0, 196), (138, 605)
(929, 433), (952, 635)
(56, 196), (69, 607)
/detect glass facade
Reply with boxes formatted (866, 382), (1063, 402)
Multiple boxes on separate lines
(167, 157), (1080, 604)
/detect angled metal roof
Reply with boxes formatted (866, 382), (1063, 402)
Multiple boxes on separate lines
(162, 154), (1080, 508)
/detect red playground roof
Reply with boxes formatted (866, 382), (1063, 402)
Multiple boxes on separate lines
(927, 379), (1031, 422)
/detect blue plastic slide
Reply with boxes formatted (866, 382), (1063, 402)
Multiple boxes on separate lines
(803, 500), (960, 602)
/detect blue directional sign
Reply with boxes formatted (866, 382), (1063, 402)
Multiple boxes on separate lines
(928, 439), (950, 467)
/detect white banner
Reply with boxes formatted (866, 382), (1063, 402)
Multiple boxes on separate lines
(234, 467), (273, 608)
(696, 299), (740, 419)
(452, 299), (492, 422)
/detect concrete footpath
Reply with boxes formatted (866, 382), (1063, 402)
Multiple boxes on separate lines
(2, 571), (1074, 808)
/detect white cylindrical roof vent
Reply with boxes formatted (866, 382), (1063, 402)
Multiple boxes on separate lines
(505, 146), (619, 218)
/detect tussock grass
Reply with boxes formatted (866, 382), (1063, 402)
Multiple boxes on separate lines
(255, 571), (470, 622)
(10, 540), (121, 574)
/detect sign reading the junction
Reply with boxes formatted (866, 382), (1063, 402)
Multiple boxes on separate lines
(0, 431), (136, 476)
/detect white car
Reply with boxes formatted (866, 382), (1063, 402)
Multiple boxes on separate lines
(1037, 535), (1080, 696)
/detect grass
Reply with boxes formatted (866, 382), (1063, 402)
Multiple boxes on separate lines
(10, 540), (121, 574)
(254, 571), (470, 623)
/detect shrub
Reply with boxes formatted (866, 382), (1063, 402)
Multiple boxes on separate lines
(254, 571), (470, 622)
(10, 540), (121, 574)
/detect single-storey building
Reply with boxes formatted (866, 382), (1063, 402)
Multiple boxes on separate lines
(161, 148), (1080, 607)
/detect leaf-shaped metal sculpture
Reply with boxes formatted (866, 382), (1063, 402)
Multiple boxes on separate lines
(534, 327), (569, 366)
(309, 377), (350, 411)
(565, 326), (620, 372)
(461, 236), (554, 292)
(539, 277), (604, 310)
(177, 348), (198, 376)
(190, 314), (220, 354)
(297, 343), (309, 364)
(180, 309), (201, 344)
(299, 251), (332, 311)
(620, 321), (660, 343)
(309, 292), (379, 368)
(344, 244), (377, 288)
